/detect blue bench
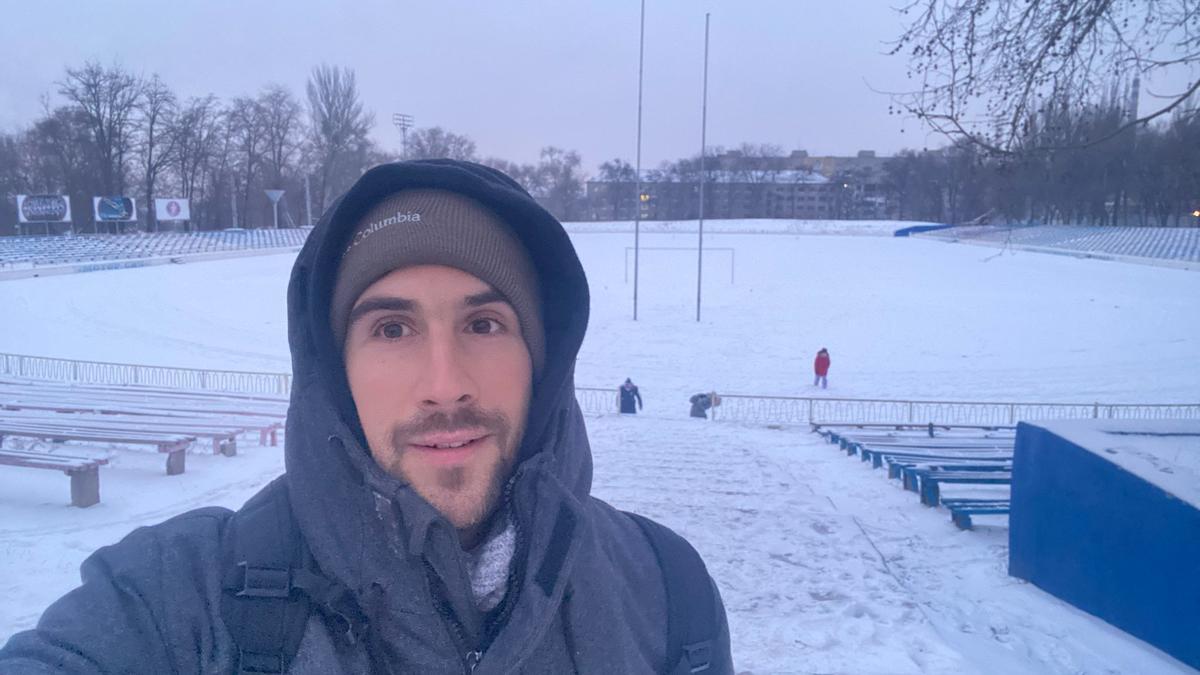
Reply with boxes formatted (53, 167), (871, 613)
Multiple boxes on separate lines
(940, 498), (1011, 530)
(918, 472), (1012, 507)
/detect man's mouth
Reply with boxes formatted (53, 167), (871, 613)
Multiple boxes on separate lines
(406, 430), (492, 464)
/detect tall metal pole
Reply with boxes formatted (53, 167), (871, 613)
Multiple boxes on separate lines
(304, 174), (313, 227)
(633, 0), (646, 321)
(696, 12), (710, 322)
(393, 113), (414, 157)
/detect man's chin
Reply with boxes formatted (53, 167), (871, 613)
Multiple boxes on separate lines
(406, 469), (503, 532)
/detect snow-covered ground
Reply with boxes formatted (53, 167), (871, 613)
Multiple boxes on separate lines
(2, 226), (1199, 673)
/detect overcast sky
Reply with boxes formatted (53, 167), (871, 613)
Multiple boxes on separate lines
(0, 1), (1190, 172)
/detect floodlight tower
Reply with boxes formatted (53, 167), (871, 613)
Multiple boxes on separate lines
(393, 113), (414, 156)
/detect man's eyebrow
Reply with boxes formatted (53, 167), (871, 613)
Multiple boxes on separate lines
(347, 297), (415, 328)
(464, 289), (509, 307)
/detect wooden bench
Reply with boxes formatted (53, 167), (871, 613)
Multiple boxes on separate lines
(0, 424), (193, 475)
(0, 449), (109, 507)
(0, 381), (286, 451)
(1, 409), (237, 456)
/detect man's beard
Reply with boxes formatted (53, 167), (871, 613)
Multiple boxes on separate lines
(387, 405), (522, 532)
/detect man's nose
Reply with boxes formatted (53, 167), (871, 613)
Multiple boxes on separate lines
(419, 331), (476, 408)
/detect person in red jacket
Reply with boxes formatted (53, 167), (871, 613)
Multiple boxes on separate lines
(813, 348), (831, 388)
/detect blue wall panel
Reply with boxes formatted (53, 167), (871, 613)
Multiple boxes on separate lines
(1009, 422), (1200, 670)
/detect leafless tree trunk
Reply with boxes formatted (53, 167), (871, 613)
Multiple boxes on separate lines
(136, 74), (177, 231)
(260, 85), (302, 187)
(305, 64), (374, 211)
(228, 96), (266, 227)
(58, 61), (143, 195)
(170, 96), (223, 230)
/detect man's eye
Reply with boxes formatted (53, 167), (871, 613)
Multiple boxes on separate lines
(468, 318), (502, 335)
(377, 321), (410, 339)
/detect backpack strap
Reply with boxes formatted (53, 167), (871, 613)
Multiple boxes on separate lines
(220, 482), (311, 674)
(220, 480), (366, 674)
(625, 512), (717, 674)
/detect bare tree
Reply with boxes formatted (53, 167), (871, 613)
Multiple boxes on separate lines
(891, 0), (1200, 153)
(23, 105), (104, 228)
(259, 84), (302, 186)
(403, 126), (478, 161)
(596, 158), (637, 219)
(228, 96), (267, 226)
(0, 133), (23, 196)
(58, 61), (143, 194)
(305, 64), (374, 210)
(135, 74), (177, 230)
(535, 147), (585, 221)
(170, 96), (223, 229)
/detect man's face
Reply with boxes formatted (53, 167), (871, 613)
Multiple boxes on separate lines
(343, 265), (533, 540)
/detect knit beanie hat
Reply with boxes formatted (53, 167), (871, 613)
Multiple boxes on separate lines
(330, 189), (544, 375)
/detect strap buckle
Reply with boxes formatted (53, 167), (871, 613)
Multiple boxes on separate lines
(238, 649), (285, 674)
(236, 562), (292, 598)
(683, 640), (712, 673)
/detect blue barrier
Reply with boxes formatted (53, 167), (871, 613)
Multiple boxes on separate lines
(1009, 421), (1200, 670)
(893, 224), (954, 237)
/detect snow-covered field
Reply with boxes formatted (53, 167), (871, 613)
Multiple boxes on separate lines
(2, 227), (1199, 673)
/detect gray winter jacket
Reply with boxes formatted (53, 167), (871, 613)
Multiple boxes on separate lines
(0, 160), (733, 674)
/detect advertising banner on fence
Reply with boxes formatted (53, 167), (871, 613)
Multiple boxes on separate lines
(154, 198), (191, 221)
(16, 195), (72, 223)
(93, 196), (138, 222)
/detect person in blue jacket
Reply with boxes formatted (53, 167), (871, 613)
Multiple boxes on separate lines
(619, 377), (643, 414)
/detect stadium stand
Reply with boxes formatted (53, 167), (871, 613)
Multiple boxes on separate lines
(920, 224), (1200, 264)
(815, 423), (1016, 530)
(0, 228), (312, 269)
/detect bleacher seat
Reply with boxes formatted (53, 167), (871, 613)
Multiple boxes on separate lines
(0, 229), (314, 268)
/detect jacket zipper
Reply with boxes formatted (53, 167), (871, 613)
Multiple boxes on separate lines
(480, 473), (526, 650)
(429, 465), (532, 673)
(426, 559), (483, 674)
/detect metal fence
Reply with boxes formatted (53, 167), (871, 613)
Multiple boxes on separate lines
(576, 387), (618, 414)
(5, 352), (1196, 425)
(712, 394), (1200, 426)
(0, 352), (291, 395)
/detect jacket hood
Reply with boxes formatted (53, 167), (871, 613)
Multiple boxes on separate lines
(282, 159), (593, 594)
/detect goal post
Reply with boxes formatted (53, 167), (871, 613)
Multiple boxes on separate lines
(624, 246), (735, 284)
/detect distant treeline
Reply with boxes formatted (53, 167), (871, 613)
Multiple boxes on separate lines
(2, 62), (1195, 231)
(883, 86), (1200, 227)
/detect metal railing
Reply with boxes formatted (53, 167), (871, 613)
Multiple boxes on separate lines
(5, 352), (1196, 426)
(0, 352), (291, 395)
(576, 387), (618, 414)
(712, 394), (1200, 425)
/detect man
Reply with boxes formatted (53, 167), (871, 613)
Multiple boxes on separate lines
(619, 377), (643, 414)
(0, 160), (732, 673)
(689, 391), (720, 419)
